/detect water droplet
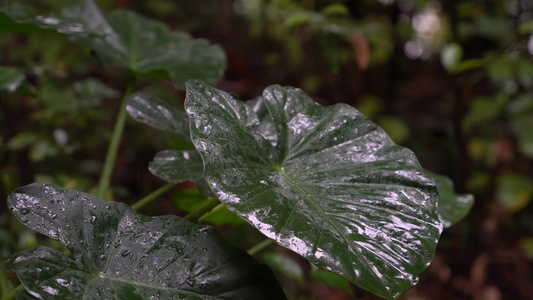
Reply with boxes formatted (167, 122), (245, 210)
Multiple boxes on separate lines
(121, 250), (131, 257)
(89, 215), (97, 224)
(19, 208), (30, 215)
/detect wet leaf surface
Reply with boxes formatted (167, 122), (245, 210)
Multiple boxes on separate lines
(150, 150), (216, 199)
(426, 171), (474, 228)
(2, 183), (286, 300)
(126, 92), (190, 142)
(185, 80), (443, 299)
(1, 0), (226, 88)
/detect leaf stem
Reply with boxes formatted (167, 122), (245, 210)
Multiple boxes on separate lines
(96, 76), (136, 199)
(184, 198), (221, 223)
(131, 183), (177, 211)
(197, 203), (225, 222)
(247, 239), (274, 256)
(0, 284), (25, 300)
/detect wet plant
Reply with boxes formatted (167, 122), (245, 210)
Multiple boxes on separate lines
(0, 1), (473, 299)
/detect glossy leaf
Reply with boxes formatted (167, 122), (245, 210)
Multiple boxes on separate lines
(2, 0), (226, 88)
(126, 92), (190, 142)
(2, 183), (286, 300)
(185, 80), (442, 299)
(0, 66), (35, 95)
(150, 150), (215, 199)
(426, 172), (474, 228)
(65, 1), (226, 87)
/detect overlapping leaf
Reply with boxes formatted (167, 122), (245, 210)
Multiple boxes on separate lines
(126, 92), (190, 141)
(150, 150), (216, 199)
(185, 80), (443, 299)
(2, 183), (286, 300)
(1, 0), (226, 88)
(426, 171), (474, 228)
(125, 93), (215, 198)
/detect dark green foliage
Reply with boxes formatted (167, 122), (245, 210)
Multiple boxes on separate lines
(3, 183), (286, 300)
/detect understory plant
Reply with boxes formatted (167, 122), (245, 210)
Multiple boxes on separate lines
(0, 1), (473, 299)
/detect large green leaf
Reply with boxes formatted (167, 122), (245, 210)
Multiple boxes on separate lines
(2, 183), (286, 300)
(126, 92), (190, 142)
(185, 80), (442, 299)
(2, 0), (226, 88)
(426, 171), (474, 228)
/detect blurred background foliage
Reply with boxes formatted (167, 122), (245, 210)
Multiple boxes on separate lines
(1, 0), (533, 299)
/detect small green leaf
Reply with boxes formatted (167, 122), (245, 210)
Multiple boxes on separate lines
(149, 150), (215, 199)
(185, 80), (442, 299)
(2, 183), (286, 300)
(0, 66), (35, 95)
(263, 252), (304, 284)
(426, 171), (474, 228)
(126, 92), (190, 142)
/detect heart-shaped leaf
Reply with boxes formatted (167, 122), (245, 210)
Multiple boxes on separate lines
(126, 92), (190, 142)
(2, 183), (286, 300)
(185, 80), (443, 299)
(2, 0), (226, 88)
(150, 150), (216, 199)
(426, 171), (474, 228)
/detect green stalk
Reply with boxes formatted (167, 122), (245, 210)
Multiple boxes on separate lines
(96, 77), (136, 199)
(0, 284), (25, 300)
(184, 198), (221, 223)
(247, 239), (274, 256)
(197, 203), (225, 223)
(131, 183), (177, 211)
